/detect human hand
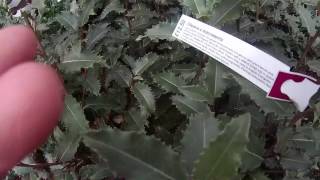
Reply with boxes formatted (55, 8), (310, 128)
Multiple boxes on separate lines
(0, 26), (65, 178)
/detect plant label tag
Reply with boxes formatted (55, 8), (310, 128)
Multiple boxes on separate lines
(172, 15), (290, 92)
(267, 71), (319, 111)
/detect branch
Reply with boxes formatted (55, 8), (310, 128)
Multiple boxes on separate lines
(17, 162), (62, 168)
(192, 54), (209, 83)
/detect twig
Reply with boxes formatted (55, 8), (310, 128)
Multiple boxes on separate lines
(298, 31), (320, 68)
(256, 1), (261, 22)
(124, 0), (133, 35)
(289, 108), (314, 126)
(17, 162), (62, 168)
(192, 54), (209, 83)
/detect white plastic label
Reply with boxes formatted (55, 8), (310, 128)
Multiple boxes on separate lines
(172, 15), (290, 92)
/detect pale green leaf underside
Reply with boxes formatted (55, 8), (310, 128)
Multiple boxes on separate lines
(193, 113), (251, 180)
(84, 128), (187, 180)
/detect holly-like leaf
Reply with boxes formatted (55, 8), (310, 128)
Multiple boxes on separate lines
(153, 72), (186, 93)
(181, 111), (220, 175)
(137, 22), (177, 42)
(132, 82), (156, 114)
(61, 95), (89, 133)
(208, 0), (243, 26)
(133, 53), (160, 76)
(82, 68), (101, 96)
(124, 108), (147, 132)
(108, 65), (133, 87)
(83, 128), (187, 180)
(54, 132), (81, 162)
(99, 0), (125, 20)
(182, 0), (221, 17)
(56, 11), (79, 30)
(193, 113), (251, 180)
(31, 0), (45, 12)
(86, 23), (110, 49)
(79, 0), (98, 26)
(179, 85), (211, 102)
(204, 60), (229, 101)
(231, 73), (295, 116)
(171, 95), (209, 116)
(60, 43), (102, 73)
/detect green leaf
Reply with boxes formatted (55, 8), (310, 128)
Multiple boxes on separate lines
(182, 0), (220, 17)
(181, 111), (220, 175)
(231, 73), (295, 116)
(137, 22), (177, 42)
(133, 53), (160, 76)
(109, 65), (133, 87)
(62, 95), (89, 133)
(54, 133), (81, 162)
(193, 113), (251, 180)
(204, 60), (229, 101)
(124, 108), (147, 132)
(308, 60), (320, 75)
(82, 68), (101, 96)
(56, 11), (79, 30)
(31, 0), (45, 12)
(99, 0), (125, 20)
(171, 95), (209, 116)
(79, 0), (98, 26)
(60, 43), (102, 73)
(83, 128), (187, 180)
(132, 82), (156, 114)
(208, 0), (243, 26)
(86, 23), (110, 49)
(153, 72), (186, 93)
(179, 85), (211, 102)
(296, 3), (320, 35)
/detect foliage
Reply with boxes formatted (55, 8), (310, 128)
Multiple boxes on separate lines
(1, 0), (320, 179)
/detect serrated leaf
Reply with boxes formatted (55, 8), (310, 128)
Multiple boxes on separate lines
(308, 60), (320, 75)
(82, 68), (101, 96)
(125, 108), (147, 131)
(204, 60), (229, 101)
(171, 95), (209, 116)
(193, 113), (251, 180)
(60, 43), (102, 73)
(182, 0), (220, 17)
(54, 133), (81, 162)
(181, 111), (220, 175)
(132, 82), (156, 114)
(180, 85), (211, 102)
(153, 72), (186, 93)
(83, 128), (187, 180)
(208, 0), (242, 26)
(56, 11), (79, 30)
(62, 95), (89, 133)
(231, 73), (295, 116)
(31, 0), (45, 12)
(86, 23), (110, 49)
(133, 53), (160, 75)
(109, 65), (133, 87)
(79, 0), (98, 26)
(296, 4), (320, 35)
(99, 0), (125, 20)
(137, 22), (177, 42)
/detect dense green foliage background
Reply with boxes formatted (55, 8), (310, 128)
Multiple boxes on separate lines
(1, 0), (320, 179)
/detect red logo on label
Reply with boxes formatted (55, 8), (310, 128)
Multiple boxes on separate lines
(267, 71), (317, 101)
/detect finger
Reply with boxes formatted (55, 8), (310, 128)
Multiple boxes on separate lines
(0, 62), (65, 177)
(0, 25), (38, 74)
